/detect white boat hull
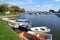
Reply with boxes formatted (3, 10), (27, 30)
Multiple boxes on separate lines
(31, 27), (51, 33)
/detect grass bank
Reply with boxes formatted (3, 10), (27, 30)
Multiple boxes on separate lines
(0, 12), (17, 16)
(0, 12), (20, 18)
(0, 21), (21, 40)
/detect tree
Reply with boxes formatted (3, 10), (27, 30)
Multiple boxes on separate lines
(0, 4), (9, 15)
(49, 9), (55, 13)
(19, 8), (25, 13)
(9, 6), (25, 13)
(10, 6), (20, 12)
(0, 5), (2, 12)
(58, 9), (60, 13)
(0, 4), (25, 15)
(0, 4), (8, 12)
(9, 7), (14, 13)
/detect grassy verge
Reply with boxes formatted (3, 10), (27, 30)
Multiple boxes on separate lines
(0, 12), (16, 16)
(0, 12), (3, 16)
(0, 21), (21, 40)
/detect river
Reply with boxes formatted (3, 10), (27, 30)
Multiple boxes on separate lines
(20, 13), (60, 40)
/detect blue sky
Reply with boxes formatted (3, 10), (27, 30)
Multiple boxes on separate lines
(0, 0), (60, 11)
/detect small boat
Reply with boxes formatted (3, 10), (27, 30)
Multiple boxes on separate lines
(27, 31), (52, 40)
(8, 18), (32, 30)
(1, 17), (18, 28)
(18, 31), (52, 40)
(30, 26), (51, 33)
(27, 26), (52, 40)
(8, 22), (19, 28)
(15, 18), (32, 31)
(36, 13), (39, 14)
(1, 17), (9, 22)
(15, 18), (29, 21)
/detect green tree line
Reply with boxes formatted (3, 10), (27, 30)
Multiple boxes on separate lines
(0, 4), (25, 15)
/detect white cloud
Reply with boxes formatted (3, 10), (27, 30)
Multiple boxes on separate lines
(9, 1), (25, 6)
(25, 0), (33, 4)
(19, 2), (25, 5)
(24, 5), (40, 11)
(54, 0), (60, 2)
(32, 5), (41, 11)
(9, 2), (17, 5)
(26, 4), (53, 11)
(42, 4), (53, 8)
(34, 5), (41, 8)
(18, 1), (25, 5)
(40, 4), (53, 11)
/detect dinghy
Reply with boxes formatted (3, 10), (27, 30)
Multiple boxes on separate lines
(31, 26), (51, 33)
(8, 18), (32, 30)
(15, 18), (32, 31)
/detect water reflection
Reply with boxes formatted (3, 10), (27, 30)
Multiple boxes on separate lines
(35, 13), (38, 16)
(56, 15), (60, 17)
(54, 13), (60, 17)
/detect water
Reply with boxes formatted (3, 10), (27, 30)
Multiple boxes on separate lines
(20, 13), (60, 40)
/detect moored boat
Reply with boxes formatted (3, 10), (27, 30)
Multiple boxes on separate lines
(18, 31), (52, 40)
(15, 18), (32, 31)
(8, 18), (32, 30)
(30, 26), (51, 33)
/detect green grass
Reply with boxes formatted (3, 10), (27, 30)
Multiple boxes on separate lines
(0, 21), (21, 40)
(0, 12), (16, 16)
(0, 12), (3, 16)
(5, 13), (16, 16)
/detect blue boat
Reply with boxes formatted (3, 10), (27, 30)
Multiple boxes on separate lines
(15, 18), (29, 21)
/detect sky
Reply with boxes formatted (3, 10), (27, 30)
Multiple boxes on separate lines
(0, 0), (60, 11)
